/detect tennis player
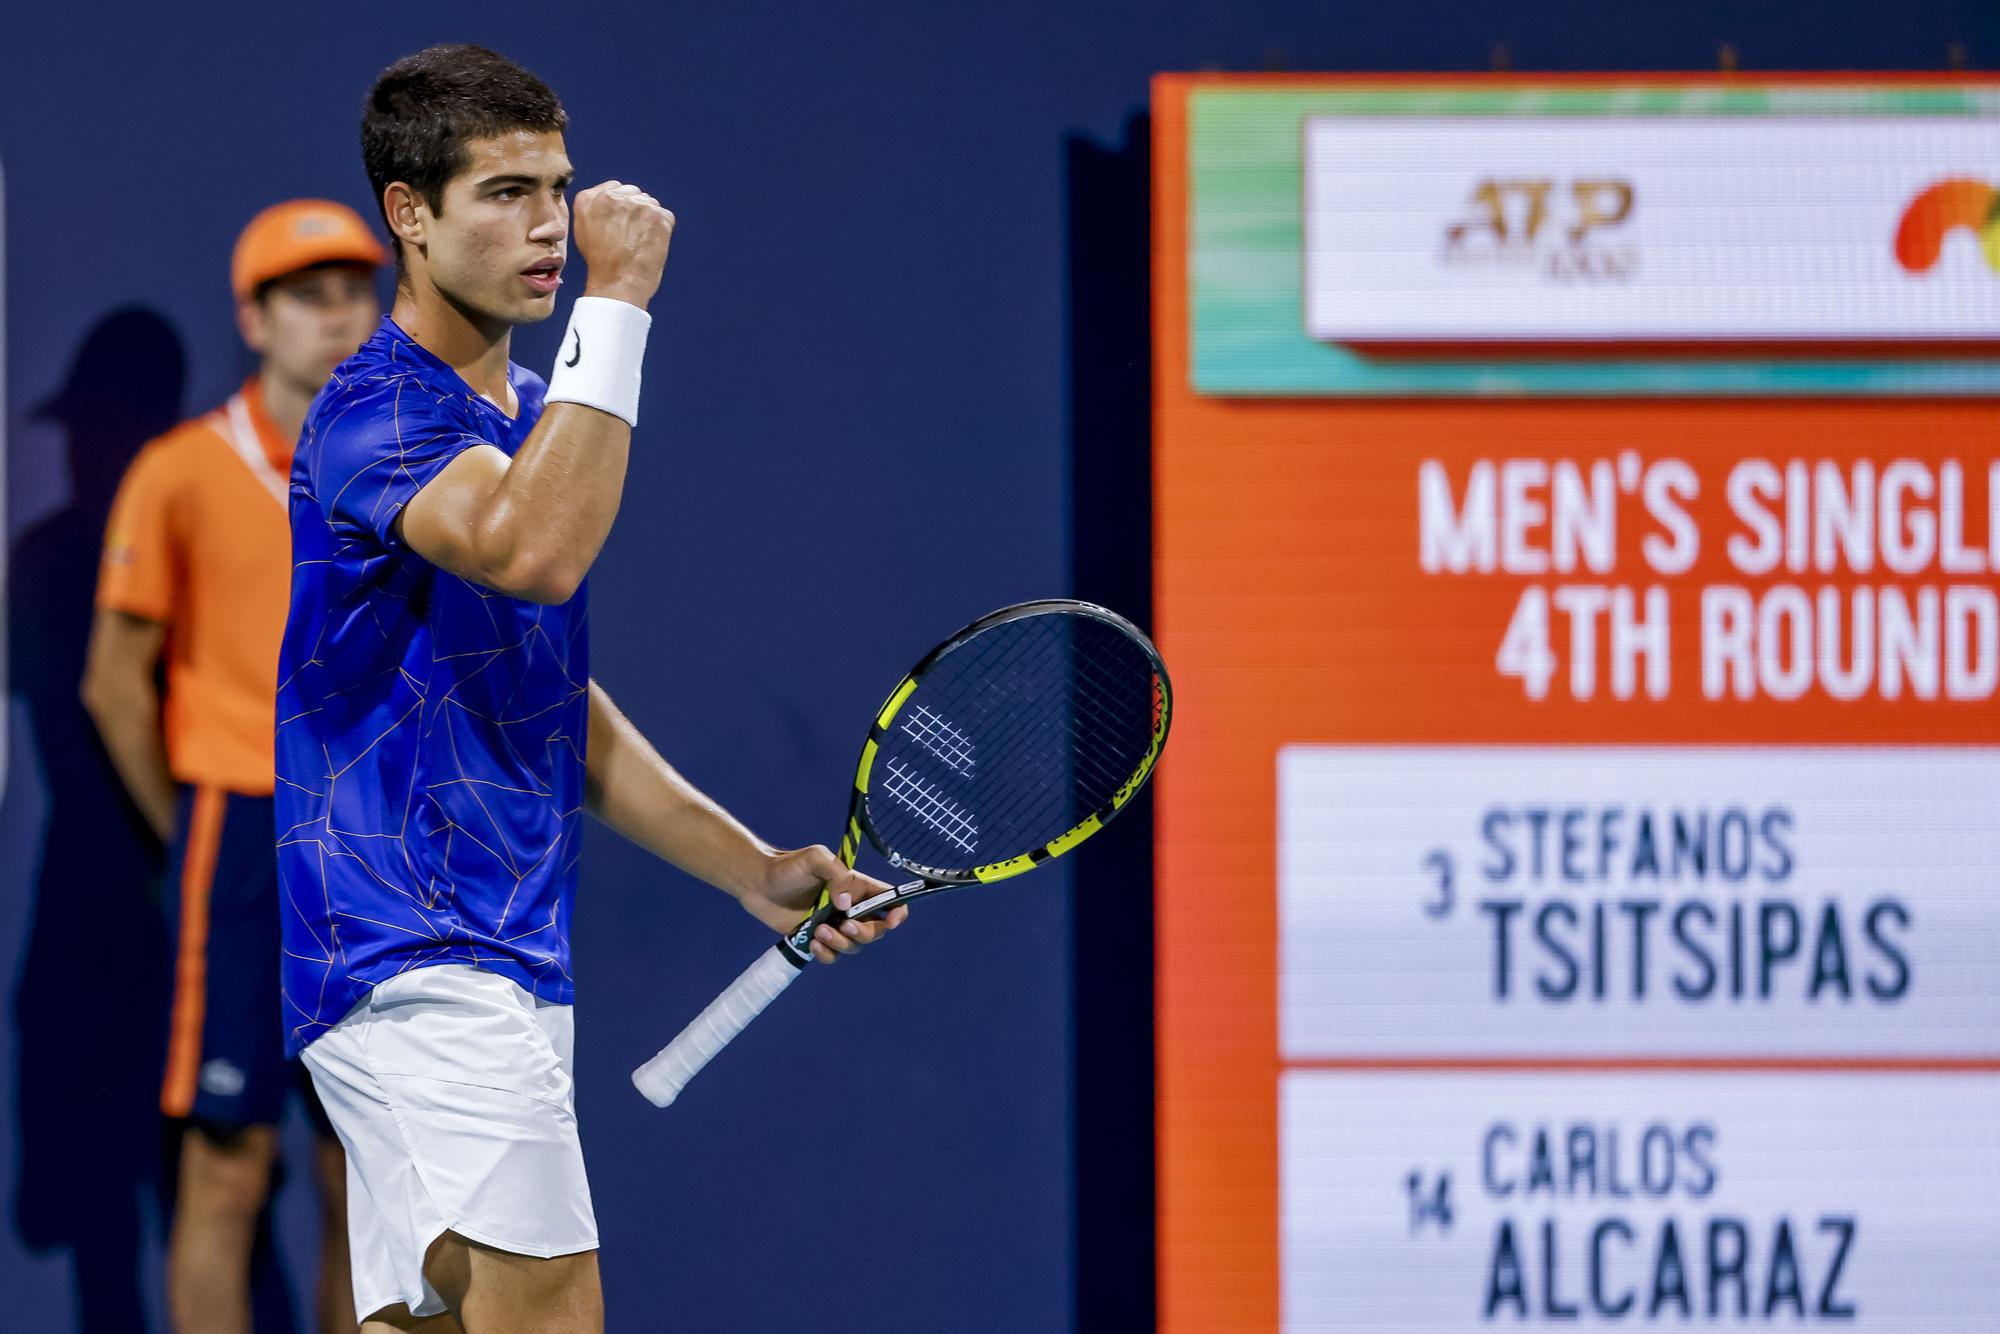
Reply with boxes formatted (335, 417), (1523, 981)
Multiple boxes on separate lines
(275, 45), (905, 1333)
(84, 199), (384, 1333)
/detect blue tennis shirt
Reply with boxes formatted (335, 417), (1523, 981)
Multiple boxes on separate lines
(276, 318), (587, 1055)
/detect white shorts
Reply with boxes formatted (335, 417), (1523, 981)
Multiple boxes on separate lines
(300, 964), (599, 1320)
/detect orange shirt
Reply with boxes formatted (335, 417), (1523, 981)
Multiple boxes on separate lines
(96, 379), (294, 795)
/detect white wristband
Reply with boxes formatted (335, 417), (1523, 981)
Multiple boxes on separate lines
(546, 296), (652, 428)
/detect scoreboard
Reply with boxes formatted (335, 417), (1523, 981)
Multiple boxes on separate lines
(1153, 74), (2000, 1330)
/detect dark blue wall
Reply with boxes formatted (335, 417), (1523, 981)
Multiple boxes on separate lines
(5, 3), (1996, 1330)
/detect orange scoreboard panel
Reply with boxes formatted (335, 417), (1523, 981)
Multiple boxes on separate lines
(1154, 75), (2000, 1330)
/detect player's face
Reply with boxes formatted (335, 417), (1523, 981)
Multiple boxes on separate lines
(424, 131), (573, 325)
(245, 264), (381, 393)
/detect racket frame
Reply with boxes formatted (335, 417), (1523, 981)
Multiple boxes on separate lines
(841, 598), (1173, 890)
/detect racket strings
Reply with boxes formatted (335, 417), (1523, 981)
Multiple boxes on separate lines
(877, 757), (980, 855)
(866, 611), (1158, 873)
(898, 705), (977, 776)
(971, 635), (1152, 843)
(978, 661), (1134, 798)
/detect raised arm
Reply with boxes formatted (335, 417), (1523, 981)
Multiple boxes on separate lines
(399, 181), (675, 603)
(584, 680), (907, 962)
(395, 402), (630, 603)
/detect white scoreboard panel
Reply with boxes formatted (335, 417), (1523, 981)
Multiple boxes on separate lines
(1282, 1070), (2000, 1329)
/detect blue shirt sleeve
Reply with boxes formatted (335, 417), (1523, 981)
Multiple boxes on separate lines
(307, 372), (486, 552)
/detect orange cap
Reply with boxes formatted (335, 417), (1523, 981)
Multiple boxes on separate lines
(231, 199), (388, 302)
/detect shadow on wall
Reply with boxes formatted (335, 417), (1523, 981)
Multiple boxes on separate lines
(9, 308), (182, 1332)
(1065, 113), (1156, 1332)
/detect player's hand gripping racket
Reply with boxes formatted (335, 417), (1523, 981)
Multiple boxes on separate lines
(632, 599), (1172, 1107)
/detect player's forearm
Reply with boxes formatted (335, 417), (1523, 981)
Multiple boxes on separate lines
(584, 681), (775, 899)
(466, 200), (666, 601)
(469, 402), (630, 600)
(80, 671), (176, 840)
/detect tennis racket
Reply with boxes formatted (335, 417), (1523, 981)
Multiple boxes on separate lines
(631, 598), (1172, 1107)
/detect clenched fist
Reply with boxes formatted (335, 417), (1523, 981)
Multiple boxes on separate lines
(574, 180), (676, 308)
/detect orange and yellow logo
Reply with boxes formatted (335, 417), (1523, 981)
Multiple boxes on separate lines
(1894, 179), (2000, 272)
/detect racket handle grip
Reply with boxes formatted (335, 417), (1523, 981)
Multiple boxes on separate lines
(632, 944), (805, 1108)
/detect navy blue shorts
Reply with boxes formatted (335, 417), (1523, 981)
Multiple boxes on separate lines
(161, 785), (330, 1135)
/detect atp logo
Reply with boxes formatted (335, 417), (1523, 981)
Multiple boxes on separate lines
(1442, 177), (1637, 282)
(1894, 179), (2000, 273)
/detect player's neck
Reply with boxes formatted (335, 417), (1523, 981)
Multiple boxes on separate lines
(392, 283), (516, 411)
